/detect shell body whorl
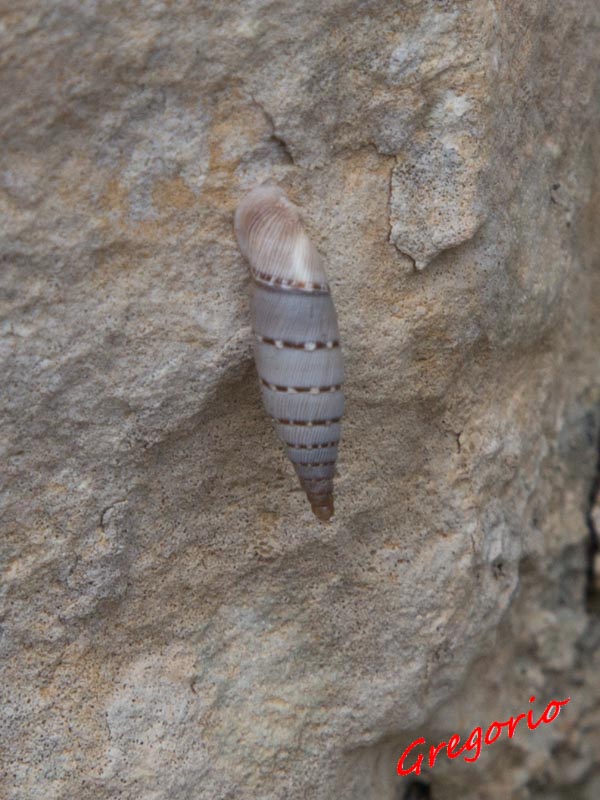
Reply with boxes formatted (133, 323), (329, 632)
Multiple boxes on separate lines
(234, 186), (344, 521)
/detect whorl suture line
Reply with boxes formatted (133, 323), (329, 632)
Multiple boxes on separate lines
(234, 185), (344, 521)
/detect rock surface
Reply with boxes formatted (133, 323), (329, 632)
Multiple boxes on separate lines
(1, 2), (600, 799)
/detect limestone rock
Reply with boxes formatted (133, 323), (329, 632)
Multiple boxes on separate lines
(1, 2), (600, 799)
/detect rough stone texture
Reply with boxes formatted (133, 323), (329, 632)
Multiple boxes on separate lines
(1, 2), (600, 799)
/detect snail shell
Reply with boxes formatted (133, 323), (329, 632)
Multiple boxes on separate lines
(234, 186), (344, 521)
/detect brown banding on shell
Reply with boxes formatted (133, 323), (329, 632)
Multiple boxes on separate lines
(234, 185), (344, 521)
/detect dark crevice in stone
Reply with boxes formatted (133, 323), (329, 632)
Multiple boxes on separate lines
(400, 780), (432, 800)
(269, 133), (294, 164)
(585, 423), (600, 614)
(250, 95), (295, 164)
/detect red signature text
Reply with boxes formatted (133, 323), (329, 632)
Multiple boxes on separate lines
(397, 696), (571, 776)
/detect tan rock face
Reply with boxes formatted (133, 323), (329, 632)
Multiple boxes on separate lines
(1, 2), (600, 798)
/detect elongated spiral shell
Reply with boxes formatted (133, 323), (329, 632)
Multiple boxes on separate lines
(234, 186), (344, 521)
